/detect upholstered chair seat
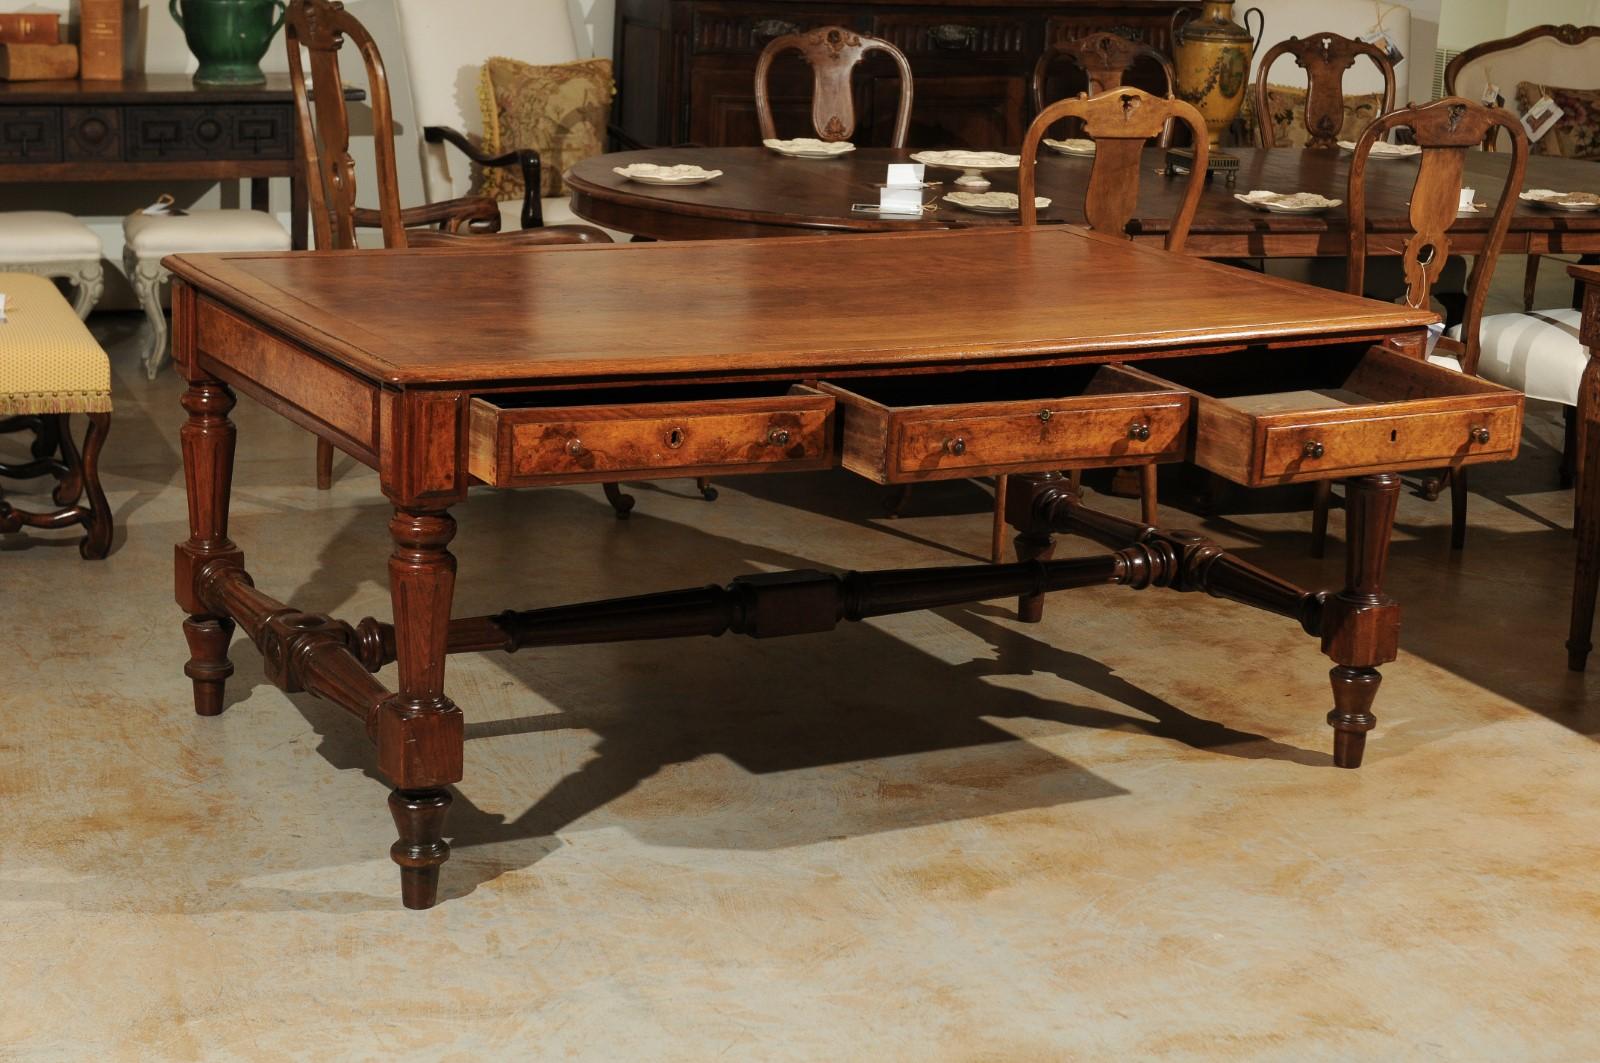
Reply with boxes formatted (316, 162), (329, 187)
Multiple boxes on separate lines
(1442, 309), (1588, 408)
(122, 209), (291, 378)
(0, 212), (105, 319)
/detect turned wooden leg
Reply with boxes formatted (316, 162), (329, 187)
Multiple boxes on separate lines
(887, 483), (914, 519)
(390, 788), (452, 910)
(1561, 406), (1578, 491)
(52, 413), (84, 507)
(991, 475), (1009, 564)
(76, 413), (112, 560)
(1569, 360), (1600, 671)
(1310, 480), (1332, 559)
(603, 481), (635, 519)
(1139, 464), (1158, 527)
(315, 438), (334, 491)
(175, 377), (243, 715)
(1007, 471), (1064, 623)
(378, 508), (463, 909)
(1321, 473), (1401, 768)
(1450, 466), (1469, 551)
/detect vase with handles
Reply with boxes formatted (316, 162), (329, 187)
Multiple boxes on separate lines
(1172, 1), (1264, 150)
(170, 0), (288, 86)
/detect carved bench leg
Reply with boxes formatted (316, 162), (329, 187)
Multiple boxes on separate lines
(1007, 471), (1064, 623)
(52, 414), (84, 507)
(378, 508), (463, 909)
(1321, 473), (1401, 768)
(76, 413), (113, 560)
(175, 377), (243, 715)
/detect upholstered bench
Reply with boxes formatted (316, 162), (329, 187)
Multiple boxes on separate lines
(0, 211), (105, 320)
(123, 209), (291, 378)
(0, 272), (114, 558)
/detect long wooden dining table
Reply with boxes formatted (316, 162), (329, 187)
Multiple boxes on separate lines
(166, 227), (1525, 909)
(568, 146), (1600, 257)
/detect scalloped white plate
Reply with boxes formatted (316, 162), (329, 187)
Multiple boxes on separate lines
(763, 138), (856, 158)
(1234, 190), (1342, 214)
(911, 150), (1022, 171)
(613, 163), (723, 185)
(943, 191), (1051, 214)
(1043, 138), (1096, 157)
(1338, 140), (1421, 159)
(1520, 188), (1600, 212)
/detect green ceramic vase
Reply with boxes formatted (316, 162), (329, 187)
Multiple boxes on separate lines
(170, 0), (288, 86)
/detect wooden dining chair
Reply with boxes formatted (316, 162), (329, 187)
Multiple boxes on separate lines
(991, 87), (1209, 560)
(1308, 97), (1529, 556)
(285, 0), (641, 513)
(754, 26), (914, 147)
(1252, 32), (1396, 149)
(1030, 31), (1177, 147)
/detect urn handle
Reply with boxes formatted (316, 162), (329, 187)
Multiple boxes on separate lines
(169, 0), (184, 27)
(269, 0), (288, 36)
(1243, 6), (1265, 52)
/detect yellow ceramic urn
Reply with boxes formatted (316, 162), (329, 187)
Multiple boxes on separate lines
(1172, 1), (1261, 149)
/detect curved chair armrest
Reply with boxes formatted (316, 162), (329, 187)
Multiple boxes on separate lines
(407, 224), (614, 249)
(352, 196), (503, 235)
(424, 125), (543, 229)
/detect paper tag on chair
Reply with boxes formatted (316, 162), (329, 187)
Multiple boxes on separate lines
(1360, 28), (1403, 65)
(1480, 82), (1503, 108)
(140, 193), (188, 217)
(0, 293), (7, 323)
(1522, 95), (1564, 142)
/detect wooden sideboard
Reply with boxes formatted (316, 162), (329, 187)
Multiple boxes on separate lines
(613, 0), (1188, 150)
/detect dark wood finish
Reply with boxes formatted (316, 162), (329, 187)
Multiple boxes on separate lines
(566, 146), (1600, 256)
(755, 26), (914, 146)
(168, 227), (1525, 907)
(0, 73), (362, 250)
(613, 0), (1188, 151)
(1031, 30), (1175, 113)
(1252, 33), (1395, 149)
(0, 412), (112, 558)
(1323, 472), (1401, 769)
(1569, 262), (1600, 671)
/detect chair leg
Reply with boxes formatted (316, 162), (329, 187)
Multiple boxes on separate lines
(1523, 254), (1542, 313)
(129, 256), (170, 380)
(316, 438), (334, 490)
(887, 484), (914, 519)
(66, 261), (104, 320)
(991, 475), (1008, 564)
(695, 477), (718, 501)
(1311, 479), (1332, 559)
(1562, 405), (1579, 490)
(1139, 464), (1158, 526)
(603, 481), (635, 519)
(1451, 467), (1469, 551)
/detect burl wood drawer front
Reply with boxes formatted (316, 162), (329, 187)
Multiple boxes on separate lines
(468, 387), (835, 487)
(816, 364), (1191, 484)
(1128, 343), (1524, 486)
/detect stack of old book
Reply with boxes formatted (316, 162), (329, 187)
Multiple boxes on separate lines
(0, 11), (75, 80)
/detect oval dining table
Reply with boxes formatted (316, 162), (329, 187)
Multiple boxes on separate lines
(568, 145), (1600, 259)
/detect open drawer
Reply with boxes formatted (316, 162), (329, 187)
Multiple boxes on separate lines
(813, 365), (1190, 484)
(468, 382), (834, 487)
(1123, 343), (1525, 487)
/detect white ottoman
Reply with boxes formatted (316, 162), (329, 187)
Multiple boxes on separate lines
(123, 209), (291, 378)
(0, 212), (105, 320)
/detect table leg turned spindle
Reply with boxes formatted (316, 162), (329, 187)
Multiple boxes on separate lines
(1007, 471), (1065, 623)
(1321, 473), (1401, 768)
(176, 376), (242, 716)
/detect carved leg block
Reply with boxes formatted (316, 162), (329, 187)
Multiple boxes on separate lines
(1007, 472), (1064, 623)
(183, 615), (235, 716)
(389, 788), (452, 910)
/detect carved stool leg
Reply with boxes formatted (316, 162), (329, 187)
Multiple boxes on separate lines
(1321, 473), (1401, 768)
(175, 377), (243, 714)
(30, 414), (59, 460)
(76, 413), (112, 560)
(1007, 471), (1064, 623)
(602, 481), (635, 519)
(378, 508), (463, 909)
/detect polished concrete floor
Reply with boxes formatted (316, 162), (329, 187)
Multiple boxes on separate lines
(3, 263), (1599, 1060)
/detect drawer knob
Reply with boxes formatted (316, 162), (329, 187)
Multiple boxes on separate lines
(943, 437), (966, 457)
(767, 427), (791, 447)
(1128, 422), (1151, 442)
(566, 438), (587, 457)
(665, 426), (686, 449)
(1303, 440), (1325, 459)
(1038, 408), (1052, 423)
(1469, 426), (1491, 445)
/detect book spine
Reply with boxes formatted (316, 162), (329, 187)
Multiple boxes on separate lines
(78, 0), (124, 81)
(0, 43), (82, 81)
(0, 13), (61, 44)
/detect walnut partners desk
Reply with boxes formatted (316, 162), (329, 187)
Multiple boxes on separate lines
(166, 227), (1523, 909)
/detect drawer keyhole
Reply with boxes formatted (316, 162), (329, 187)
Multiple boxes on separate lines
(566, 438), (587, 457)
(943, 437), (966, 457)
(1469, 426), (1491, 445)
(665, 427), (686, 449)
(1128, 422), (1151, 442)
(1303, 440), (1325, 459)
(766, 427), (791, 447)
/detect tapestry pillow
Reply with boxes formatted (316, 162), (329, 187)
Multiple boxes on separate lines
(1248, 84), (1385, 147)
(1514, 81), (1600, 160)
(478, 56), (614, 200)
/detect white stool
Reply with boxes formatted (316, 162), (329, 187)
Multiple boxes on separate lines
(0, 212), (105, 320)
(123, 209), (291, 378)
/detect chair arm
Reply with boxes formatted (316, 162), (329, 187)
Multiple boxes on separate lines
(407, 224), (614, 249)
(352, 196), (503, 235)
(424, 125), (543, 229)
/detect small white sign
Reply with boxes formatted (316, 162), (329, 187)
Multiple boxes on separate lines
(1522, 95), (1564, 142)
(879, 185), (925, 214)
(0, 293), (7, 323)
(1459, 187), (1477, 212)
(1360, 27), (1403, 65)
(885, 163), (925, 188)
(1480, 82), (1502, 108)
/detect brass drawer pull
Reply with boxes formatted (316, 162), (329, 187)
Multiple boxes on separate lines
(1038, 408), (1052, 422)
(1303, 440), (1325, 459)
(1128, 422), (1151, 442)
(1469, 426), (1491, 444)
(566, 438), (587, 457)
(665, 426), (686, 449)
(943, 437), (966, 456)
(767, 427), (791, 447)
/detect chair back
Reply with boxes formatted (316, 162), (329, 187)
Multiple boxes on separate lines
(1445, 25), (1600, 151)
(1018, 87), (1207, 252)
(1031, 32), (1175, 114)
(754, 27), (914, 147)
(285, 0), (407, 250)
(1345, 98), (1529, 374)
(393, 0), (586, 203)
(1248, 0), (1413, 99)
(1253, 32), (1395, 148)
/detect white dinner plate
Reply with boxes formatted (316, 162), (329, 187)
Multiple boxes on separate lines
(1043, 138), (1096, 158)
(942, 191), (1051, 214)
(613, 163), (723, 185)
(1234, 190), (1342, 214)
(763, 138), (856, 158)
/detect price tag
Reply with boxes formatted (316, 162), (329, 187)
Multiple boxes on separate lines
(1360, 27), (1403, 65)
(1481, 82), (1503, 108)
(879, 185), (926, 214)
(1522, 95), (1564, 142)
(885, 162), (926, 187)
(0, 293), (7, 323)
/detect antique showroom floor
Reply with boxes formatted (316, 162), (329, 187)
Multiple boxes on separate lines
(3, 263), (1598, 1061)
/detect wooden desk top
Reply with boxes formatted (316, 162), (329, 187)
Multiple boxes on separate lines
(0, 72), (303, 103)
(168, 227), (1435, 387)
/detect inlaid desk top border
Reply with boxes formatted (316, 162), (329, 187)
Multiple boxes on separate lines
(167, 227), (1437, 388)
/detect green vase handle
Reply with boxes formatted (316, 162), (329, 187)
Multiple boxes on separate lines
(169, 0), (183, 28)
(269, 0), (288, 35)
